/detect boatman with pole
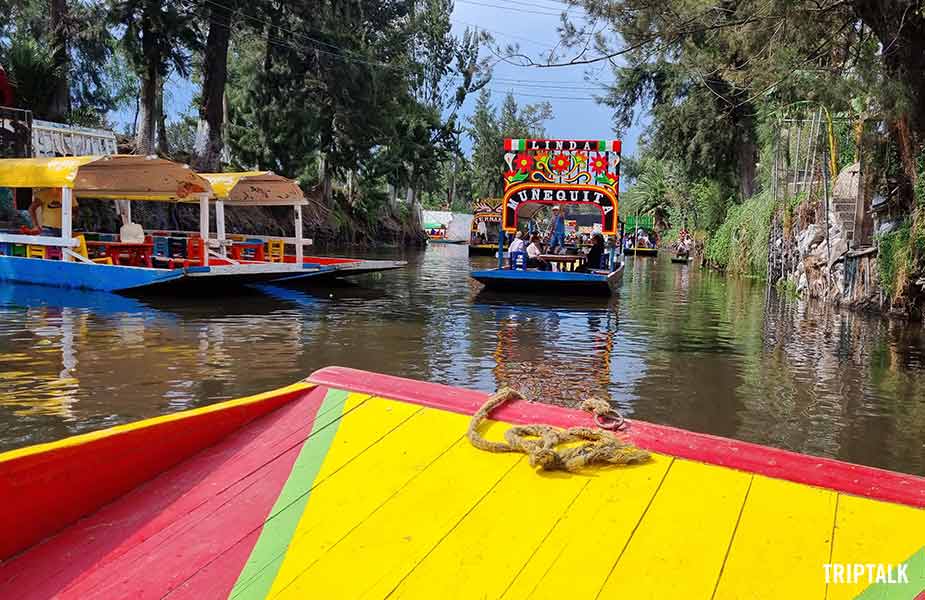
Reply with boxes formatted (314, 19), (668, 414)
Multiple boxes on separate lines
(549, 205), (566, 253)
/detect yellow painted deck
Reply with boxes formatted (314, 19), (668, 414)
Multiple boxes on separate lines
(2, 378), (924, 599)
(236, 392), (925, 599)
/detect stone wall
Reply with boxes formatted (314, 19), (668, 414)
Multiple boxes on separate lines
(769, 162), (884, 312)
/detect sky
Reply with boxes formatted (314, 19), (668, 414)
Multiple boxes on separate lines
(118, 0), (647, 161)
(450, 0), (646, 157)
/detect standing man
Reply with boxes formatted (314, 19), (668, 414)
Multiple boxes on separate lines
(29, 188), (78, 236)
(549, 205), (566, 253)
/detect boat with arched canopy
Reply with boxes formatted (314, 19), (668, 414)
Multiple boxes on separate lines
(470, 138), (625, 295)
(468, 199), (502, 256)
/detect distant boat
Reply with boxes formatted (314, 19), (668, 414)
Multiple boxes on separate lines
(671, 255), (693, 264)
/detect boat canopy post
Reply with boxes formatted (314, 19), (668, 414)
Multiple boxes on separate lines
(294, 204), (304, 263)
(497, 231), (505, 269)
(215, 199), (227, 257)
(199, 193), (210, 263)
(61, 187), (74, 262)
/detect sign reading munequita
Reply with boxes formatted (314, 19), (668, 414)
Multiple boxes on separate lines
(503, 184), (617, 234)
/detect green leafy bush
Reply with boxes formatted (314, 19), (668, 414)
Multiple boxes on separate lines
(706, 191), (777, 278)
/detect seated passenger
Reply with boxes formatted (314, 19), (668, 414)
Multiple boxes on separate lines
(580, 234), (606, 272)
(526, 234), (549, 270)
(508, 230), (525, 254)
(508, 231), (526, 268)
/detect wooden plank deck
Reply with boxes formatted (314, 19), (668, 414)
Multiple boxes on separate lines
(2, 378), (925, 599)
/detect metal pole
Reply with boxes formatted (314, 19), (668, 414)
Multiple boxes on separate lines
(804, 109), (821, 198)
(791, 117), (804, 198)
(61, 187), (73, 262)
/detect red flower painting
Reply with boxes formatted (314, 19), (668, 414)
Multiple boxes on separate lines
(590, 154), (608, 174)
(513, 152), (534, 172)
(550, 153), (571, 172)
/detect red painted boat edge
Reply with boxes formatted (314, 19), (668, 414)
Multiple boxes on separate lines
(308, 366), (925, 509)
(0, 382), (314, 561)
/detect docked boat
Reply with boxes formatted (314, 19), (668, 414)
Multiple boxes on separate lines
(471, 138), (625, 295)
(424, 222), (464, 244)
(468, 199), (502, 256)
(0, 156), (324, 293)
(1, 366), (923, 599)
(199, 171), (405, 284)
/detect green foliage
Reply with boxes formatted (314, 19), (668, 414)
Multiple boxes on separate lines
(466, 88), (553, 202)
(878, 210), (925, 301)
(1, 35), (62, 117)
(705, 192), (777, 279)
(878, 224), (911, 299)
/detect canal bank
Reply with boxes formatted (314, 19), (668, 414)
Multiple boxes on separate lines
(2, 245), (924, 477)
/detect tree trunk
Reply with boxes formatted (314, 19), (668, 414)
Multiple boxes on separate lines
(135, 7), (159, 155)
(48, 0), (70, 121)
(136, 65), (157, 154)
(191, 1), (232, 171)
(156, 76), (169, 156)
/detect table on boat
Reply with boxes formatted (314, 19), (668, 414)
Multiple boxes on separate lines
(538, 254), (587, 272)
(86, 241), (154, 267)
(229, 241), (265, 261)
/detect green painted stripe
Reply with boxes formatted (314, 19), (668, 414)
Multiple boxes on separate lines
(855, 547), (925, 599)
(598, 140), (606, 151)
(517, 138), (526, 151)
(228, 388), (350, 600)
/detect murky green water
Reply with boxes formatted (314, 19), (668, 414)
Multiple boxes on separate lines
(1, 244), (924, 475)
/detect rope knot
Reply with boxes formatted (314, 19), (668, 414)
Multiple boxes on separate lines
(467, 388), (650, 473)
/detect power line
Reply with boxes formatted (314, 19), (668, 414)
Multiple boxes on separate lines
(194, 0), (609, 104)
(455, 0), (571, 18)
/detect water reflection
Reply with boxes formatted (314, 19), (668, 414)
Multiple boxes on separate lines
(1, 245), (924, 477)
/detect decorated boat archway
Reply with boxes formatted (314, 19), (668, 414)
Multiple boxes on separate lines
(469, 198), (503, 256)
(470, 138), (625, 296)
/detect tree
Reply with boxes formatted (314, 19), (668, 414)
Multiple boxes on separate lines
(191, 0), (234, 171)
(112, 0), (198, 153)
(48, 0), (70, 120)
(466, 89), (553, 200)
(2, 0), (118, 123)
(559, 0), (925, 205)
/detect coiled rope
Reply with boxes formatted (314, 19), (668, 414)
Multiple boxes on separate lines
(466, 388), (650, 472)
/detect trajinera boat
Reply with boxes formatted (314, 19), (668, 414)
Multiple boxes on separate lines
(0, 157), (403, 294)
(424, 222), (464, 244)
(468, 199), (502, 256)
(624, 214), (659, 257)
(199, 172), (405, 284)
(0, 156), (321, 293)
(471, 138), (624, 295)
(1, 366), (924, 599)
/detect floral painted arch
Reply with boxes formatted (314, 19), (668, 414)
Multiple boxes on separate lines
(500, 138), (621, 236)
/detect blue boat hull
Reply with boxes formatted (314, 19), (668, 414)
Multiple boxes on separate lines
(470, 264), (624, 296)
(0, 256), (183, 292)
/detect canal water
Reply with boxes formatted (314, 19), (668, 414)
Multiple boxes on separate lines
(1, 244), (924, 476)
